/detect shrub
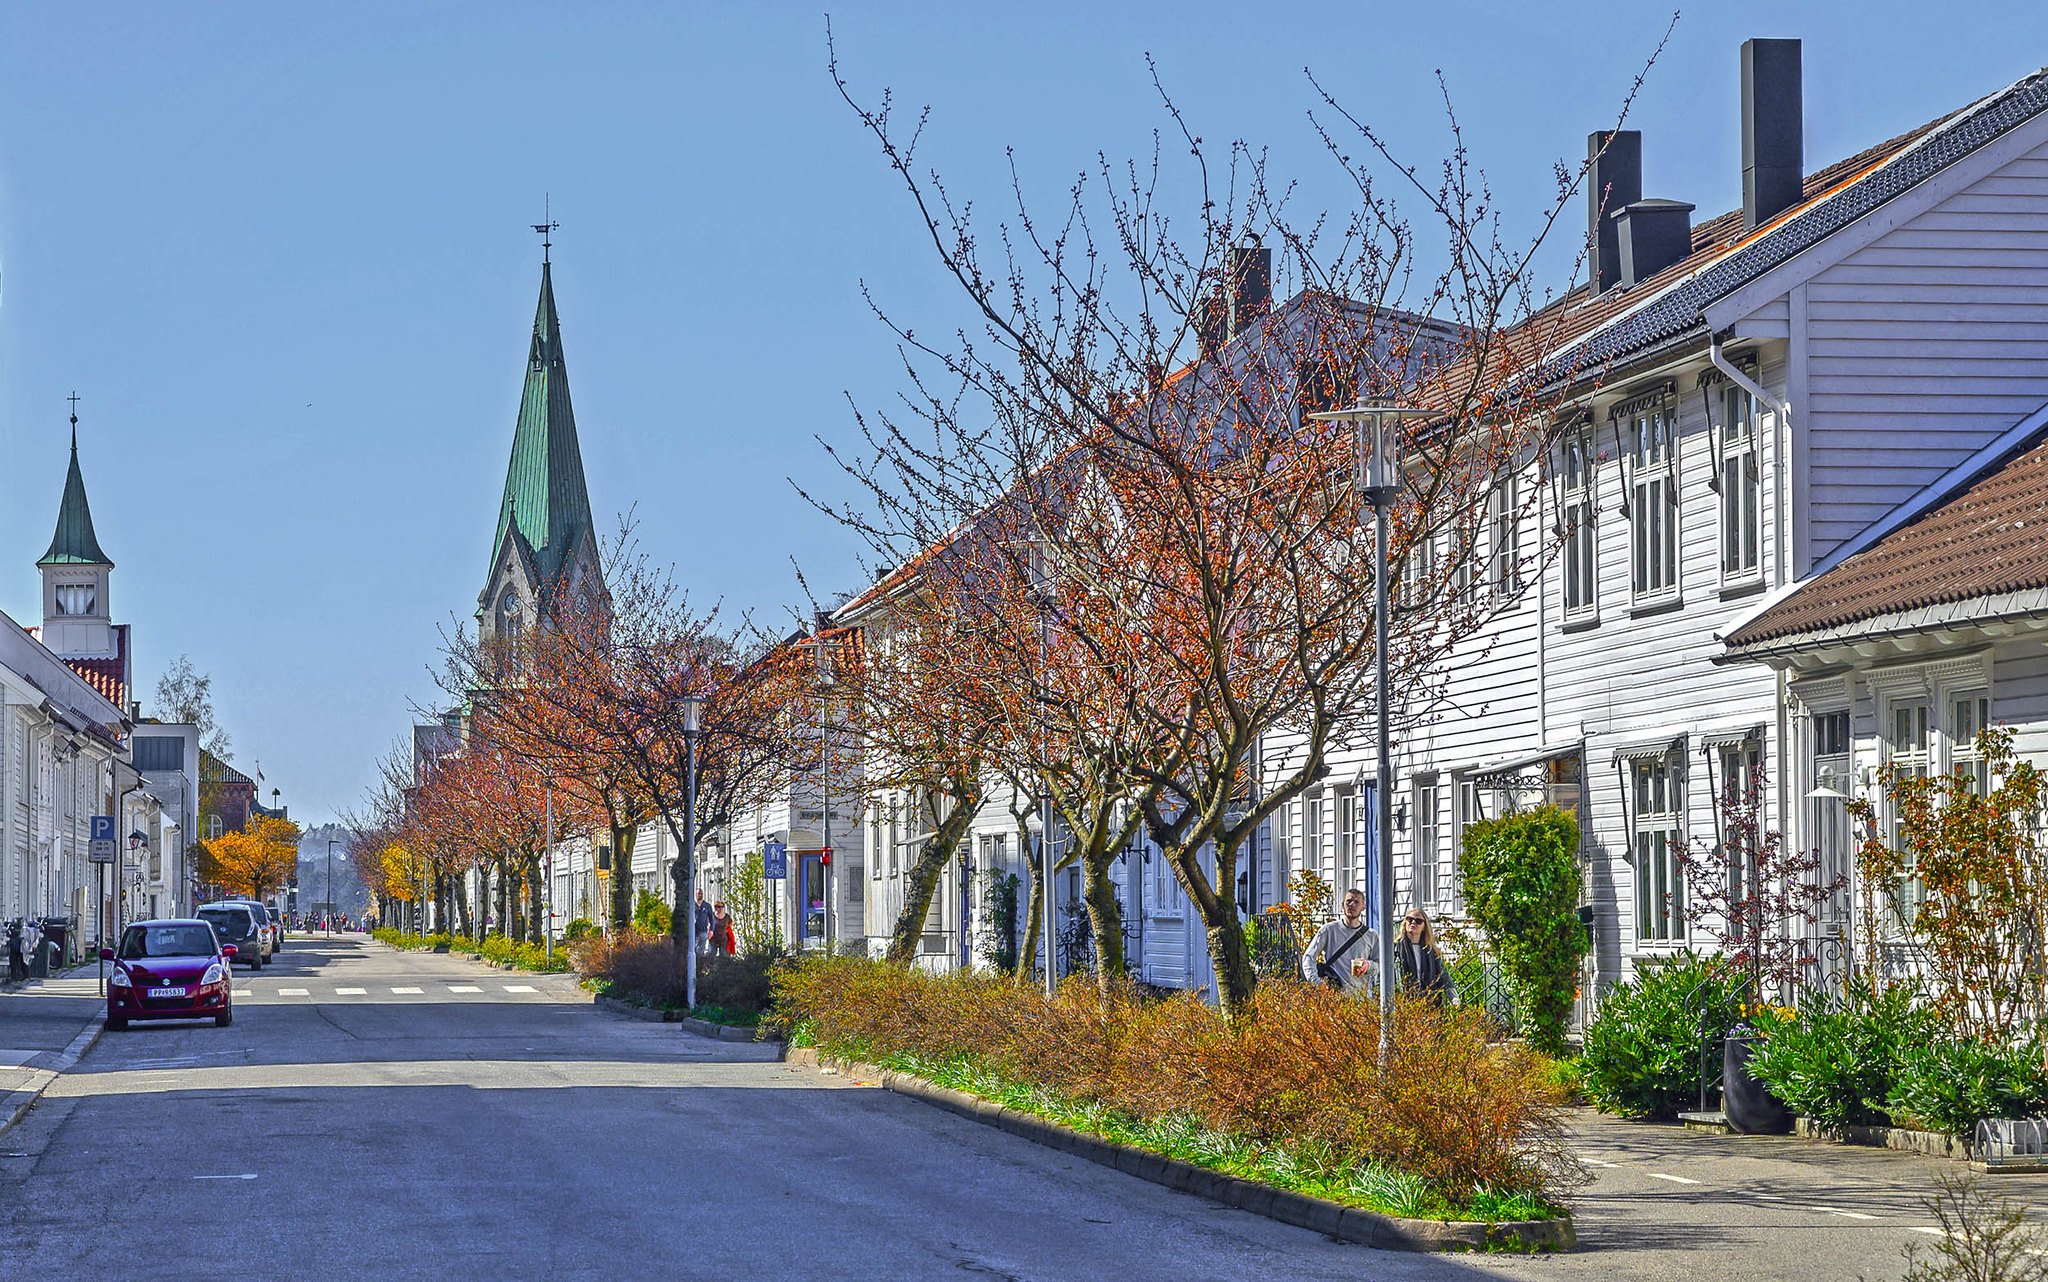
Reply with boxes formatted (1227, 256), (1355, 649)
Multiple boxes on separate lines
(1746, 982), (1939, 1130)
(1888, 1038), (2048, 1138)
(1458, 807), (1590, 1054)
(976, 871), (1019, 973)
(773, 956), (1571, 1207)
(633, 890), (672, 935)
(697, 951), (776, 1017)
(572, 929), (773, 1020)
(564, 917), (596, 942)
(1580, 951), (1745, 1119)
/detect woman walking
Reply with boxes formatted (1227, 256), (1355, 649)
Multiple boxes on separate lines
(1393, 906), (1451, 1006)
(710, 901), (736, 956)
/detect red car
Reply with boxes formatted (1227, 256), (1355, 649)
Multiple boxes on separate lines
(102, 919), (235, 1030)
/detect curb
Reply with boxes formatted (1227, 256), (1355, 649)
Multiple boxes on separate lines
(1, 1015), (105, 1139)
(591, 995), (783, 1054)
(786, 1048), (1573, 1253)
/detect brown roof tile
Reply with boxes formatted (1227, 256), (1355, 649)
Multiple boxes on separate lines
(1728, 431), (2048, 648)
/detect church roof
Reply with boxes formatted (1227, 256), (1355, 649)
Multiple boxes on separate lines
(39, 427), (112, 567)
(486, 260), (594, 604)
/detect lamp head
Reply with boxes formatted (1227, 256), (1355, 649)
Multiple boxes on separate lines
(1312, 399), (1431, 504)
(679, 694), (703, 736)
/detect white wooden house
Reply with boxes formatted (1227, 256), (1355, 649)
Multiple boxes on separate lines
(1281, 40), (2048, 1004)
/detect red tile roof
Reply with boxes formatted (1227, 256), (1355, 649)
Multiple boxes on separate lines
(1727, 432), (2048, 649)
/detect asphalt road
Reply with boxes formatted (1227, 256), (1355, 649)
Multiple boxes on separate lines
(0, 936), (2036, 1281)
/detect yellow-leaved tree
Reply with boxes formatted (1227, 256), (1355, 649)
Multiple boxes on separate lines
(200, 814), (301, 900)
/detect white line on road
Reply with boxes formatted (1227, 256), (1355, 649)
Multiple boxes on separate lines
(391, 987), (423, 994)
(1580, 1158), (1620, 1169)
(194, 1174), (257, 1180)
(449, 986), (482, 993)
(335, 988), (366, 995)
(503, 985), (537, 993)
(276, 988), (308, 996)
(1646, 1173), (1702, 1185)
(1909, 1227), (1945, 1236)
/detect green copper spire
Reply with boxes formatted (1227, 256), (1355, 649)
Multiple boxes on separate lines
(487, 260), (594, 599)
(39, 416), (112, 567)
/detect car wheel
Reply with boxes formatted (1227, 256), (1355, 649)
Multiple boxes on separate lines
(106, 1015), (127, 1031)
(251, 951), (264, 970)
(215, 1009), (232, 1027)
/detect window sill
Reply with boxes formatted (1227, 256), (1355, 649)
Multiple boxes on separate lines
(1628, 596), (1685, 620)
(1719, 577), (1767, 601)
(1560, 613), (1601, 635)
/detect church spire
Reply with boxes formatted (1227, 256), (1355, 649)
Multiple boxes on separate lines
(40, 396), (112, 567)
(485, 254), (594, 606)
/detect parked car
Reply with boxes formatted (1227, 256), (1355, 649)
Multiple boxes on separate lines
(197, 902), (267, 969)
(241, 900), (282, 955)
(102, 919), (234, 1029)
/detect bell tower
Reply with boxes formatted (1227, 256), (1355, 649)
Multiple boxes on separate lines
(39, 402), (117, 662)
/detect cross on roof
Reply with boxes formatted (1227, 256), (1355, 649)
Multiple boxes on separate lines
(532, 194), (559, 264)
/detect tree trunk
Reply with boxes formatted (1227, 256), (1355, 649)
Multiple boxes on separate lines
(1017, 849), (1045, 986)
(454, 873), (473, 937)
(609, 822), (637, 932)
(1081, 850), (1126, 990)
(884, 800), (978, 968)
(495, 857), (510, 940)
(1167, 843), (1255, 1018)
(525, 856), (543, 943)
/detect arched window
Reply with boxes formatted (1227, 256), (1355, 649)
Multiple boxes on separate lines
(497, 589), (524, 643)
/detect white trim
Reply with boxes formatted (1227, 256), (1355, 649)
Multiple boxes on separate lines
(1703, 109), (2048, 334)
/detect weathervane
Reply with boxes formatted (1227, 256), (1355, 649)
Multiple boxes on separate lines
(67, 391), (79, 446)
(533, 194), (559, 263)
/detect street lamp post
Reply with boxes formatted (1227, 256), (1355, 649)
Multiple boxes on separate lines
(326, 838), (337, 938)
(814, 635), (835, 956)
(1319, 398), (1429, 1062)
(679, 694), (702, 1011)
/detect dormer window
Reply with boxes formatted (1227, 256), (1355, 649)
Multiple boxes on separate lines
(55, 584), (95, 616)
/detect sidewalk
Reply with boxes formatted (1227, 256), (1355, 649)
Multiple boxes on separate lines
(1, 962), (106, 1136)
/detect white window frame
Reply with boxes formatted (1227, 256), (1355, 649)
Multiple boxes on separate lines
(1951, 691), (1992, 794)
(1414, 780), (1442, 907)
(1627, 401), (1679, 605)
(1885, 700), (1931, 924)
(1719, 384), (1762, 584)
(1808, 706), (1853, 930)
(1632, 755), (1683, 944)
(1304, 790), (1326, 887)
(1561, 429), (1596, 621)
(1401, 532), (1437, 611)
(1334, 785), (1358, 894)
(1488, 476), (1520, 599)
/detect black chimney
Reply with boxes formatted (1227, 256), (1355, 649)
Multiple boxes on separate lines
(1617, 199), (1696, 288)
(1587, 131), (1643, 295)
(1742, 38), (1803, 230)
(1229, 239), (1272, 330)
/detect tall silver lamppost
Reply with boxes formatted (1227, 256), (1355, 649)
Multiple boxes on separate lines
(1317, 398), (1429, 1060)
(326, 838), (337, 937)
(814, 635), (835, 955)
(680, 694), (702, 1010)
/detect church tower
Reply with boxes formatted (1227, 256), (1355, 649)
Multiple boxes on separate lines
(38, 406), (131, 707)
(477, 255), (601, 651)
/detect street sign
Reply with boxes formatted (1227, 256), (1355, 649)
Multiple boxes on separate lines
(763, 842), (786, 879)
(89, 815), (116, 862)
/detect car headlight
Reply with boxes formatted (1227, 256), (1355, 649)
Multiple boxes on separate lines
(203, 964), (225, 984)
(109, 967), (131, 988)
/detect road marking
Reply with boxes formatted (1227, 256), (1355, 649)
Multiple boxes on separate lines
(503, 985), (537, 993)
(390, 987), (423, 994)
(1909, 1227), (1945, 1237)
(1646, 1173), (1702, 1185)
(1581, 1158), (1620, 1169)
(449, 985), (482, 993)
(277, 988), (308, 996)
(335, 987), (366, 995)
(194, 1174), (257, 1180)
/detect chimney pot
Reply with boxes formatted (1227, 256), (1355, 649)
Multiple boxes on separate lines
(1617, 199), (1696, 289)
(1587, 131), (1643, 295)
(1742, 38), (1804, 230)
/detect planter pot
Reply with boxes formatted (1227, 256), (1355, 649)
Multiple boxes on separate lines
(1723, 1032), (1793, 1135)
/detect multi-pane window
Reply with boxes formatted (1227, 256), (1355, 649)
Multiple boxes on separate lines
(1414, 781), (1441, 907)
(872, 809), (885, 880)
(1488, 477), (1520, 598)
(1334, 785), (1357, 893)
(1720, 386), (1761, 580)
(1953, 694), (1992, 793)
(1401, 532), (1436, 610)
(1304, 790), (1325, 887)
(1634, 757), (1683, 942)
(1811, 711), (1852, 927)
(1888, 703), (1931, 921)
(1629, 404), (1679, 601)
(1561, 430), (1596, 618)
(1272, 800), (1294, 901)
(1717, 743), (1761, 938)
(887, 798), (901, 878)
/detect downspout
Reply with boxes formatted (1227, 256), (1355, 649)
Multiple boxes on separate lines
(1711, 329), (1800, 974)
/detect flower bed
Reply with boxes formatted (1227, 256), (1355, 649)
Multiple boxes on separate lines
(772, 956), (1575, 1224)
(371, 928), (570, 974)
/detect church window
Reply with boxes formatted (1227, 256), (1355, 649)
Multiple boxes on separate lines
(55, 584), (95, 616)
(498, 589), (524, 642)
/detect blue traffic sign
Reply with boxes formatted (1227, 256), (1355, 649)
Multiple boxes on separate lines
(91, 815), (115, 843)
(763, 842), (787, 880)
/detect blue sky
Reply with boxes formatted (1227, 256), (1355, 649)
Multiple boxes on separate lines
(1, 2), (2041, 821)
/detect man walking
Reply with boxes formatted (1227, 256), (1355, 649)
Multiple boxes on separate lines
(1299, 887), (1378, 998)
(692, 889), (714, 956)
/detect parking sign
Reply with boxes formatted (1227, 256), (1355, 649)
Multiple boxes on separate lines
(89, 815), (117, 863)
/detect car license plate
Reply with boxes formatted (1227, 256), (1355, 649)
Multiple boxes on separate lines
(148, 986), (187, 999)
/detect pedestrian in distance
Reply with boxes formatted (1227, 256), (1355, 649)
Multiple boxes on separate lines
(710, 901), (735, 955)
(692, 889), (714, 956)
(1299, 887), (1377, 999)
(1393, 906), (1451, 1007)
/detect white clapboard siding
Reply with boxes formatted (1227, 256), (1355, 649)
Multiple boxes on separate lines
(1803, 137), (2048, 558)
